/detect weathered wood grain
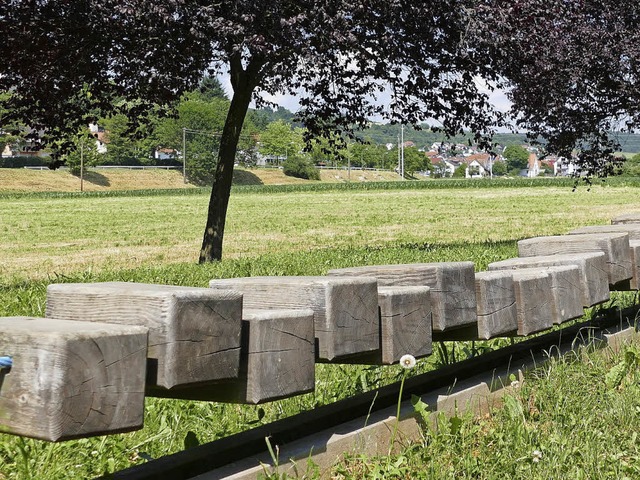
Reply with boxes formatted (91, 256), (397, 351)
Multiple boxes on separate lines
(46, 282), (242, 390)
(512, 266), (584, 324)
(612, 213), (640, 225)
(569, 226), (640, 290)
(570, 224), (640, 241)
(157, 309), (316, 404)
(208, 276), (379, 361)
(242, 309), (315, 404)
(517, 233), (632, 287)
(511, 270), (554, 336)
(0, 317), (147, 441)
(630, 240), (640, 290)
(474, 271), (518, 339)
(376, 286), (432, 364)
(488, 252), (609, 307)
(327, 262), (477, 332)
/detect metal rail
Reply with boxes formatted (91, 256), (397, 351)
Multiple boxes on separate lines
(103, 304), (638, 480)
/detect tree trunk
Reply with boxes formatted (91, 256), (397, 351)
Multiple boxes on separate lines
(198, 59), (258, 263)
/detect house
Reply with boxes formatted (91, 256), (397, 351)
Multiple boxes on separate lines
(526, 152), (541, 177)
(1, 139), (48, 158)
(154, 148), (178, 160)
(89, 124), (108, 154)
(256, 153), (283, 166)
(430, 157), (457, 177)
(460, 153), (506, 177)
(462, 153), (496, 178)
(552, 156), (578, 176)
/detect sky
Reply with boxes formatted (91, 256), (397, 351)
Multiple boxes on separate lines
(221, 75), (514, 129)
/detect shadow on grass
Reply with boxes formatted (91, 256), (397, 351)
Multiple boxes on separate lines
(232, 169), (264, 186)
(80, 171), (111, 187)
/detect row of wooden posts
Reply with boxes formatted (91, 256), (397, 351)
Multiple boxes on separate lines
(3, 213), (640, 442)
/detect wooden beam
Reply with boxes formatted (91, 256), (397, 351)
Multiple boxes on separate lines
(327, 262), (477, 332)
(570, 224), (640, 241)
(612, 213), (640, 224)
(0, 317), (147, 441)
(488, 252), (609, 307)
(209, 276), (379, 362)
(517, 233), (632, 287)
(568, 226), (640, 290)
(46, 282), (243, 390)
(104, 306), (637, 480)
(630, 240), (640, 290)
(511, 270), (554, 336)
(512, 266), (584, 324)
(241, 309), (315, 403)
(474, 271), (518, 339)
(150, 309), (316, 404)
(369, 286), (432, 364)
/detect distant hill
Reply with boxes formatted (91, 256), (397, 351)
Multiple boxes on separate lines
(353, 123), (529, 149)
(613, 132), (640, 153)
(253, 109), (640, 153)
(354, 123), (640, 153)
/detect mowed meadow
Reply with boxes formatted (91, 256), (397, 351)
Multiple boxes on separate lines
(2, 176), (640, 478)
(2, 180), (640, 283)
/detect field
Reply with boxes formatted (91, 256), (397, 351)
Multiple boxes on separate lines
(1, 177), (640, 478)
(2, 180), (639, 283)
(0, 166), (402, 193)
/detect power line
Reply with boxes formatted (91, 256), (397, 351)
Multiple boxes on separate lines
(182, 128), (256, 140)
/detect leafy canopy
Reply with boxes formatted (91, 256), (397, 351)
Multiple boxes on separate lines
(502, 145), (530, 171)
(0, 0), (504, 153)
(476, 0), (640, 176)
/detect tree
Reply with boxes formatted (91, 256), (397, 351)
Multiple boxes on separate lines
(491, 160), (508, 177)
(475, 0), (640, 177)
(347, 141), (382, 169)
(621, 154), (640, 177)
(308, 135), (344, 167)
(154, 97), (227, 183)
(197, 76), (228, 102)
(0, 92), (25, 157)
(452, 164), (467, 178)
(3, 1), (636, 262)
(100, 114), (156, 166)
(258, 120), (304, 162)
(1, 1), (506, 262)
(282, 155), (320, 180)
(64, 131), (102, 176)
(152, 94), (260, 182)
(502, 145), (530, 172)
(403, 147), (430, 177)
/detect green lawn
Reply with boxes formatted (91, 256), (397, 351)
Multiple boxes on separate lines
(0, 181), (639, 478)
(2, 182), (639, 282)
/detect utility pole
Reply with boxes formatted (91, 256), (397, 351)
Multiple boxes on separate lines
(397, 133), (401, 175)
(400, 124), (405, 179)
(80, 141), (84, 192)
(182, 127), (187, 183)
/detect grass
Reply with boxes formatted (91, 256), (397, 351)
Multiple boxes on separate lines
(1, 179), (640, 477)
(0, 166), (403, 193)
(2, 182), (639, 282)
(330, 341), (640, 479)
(0, 168), (197, 193)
